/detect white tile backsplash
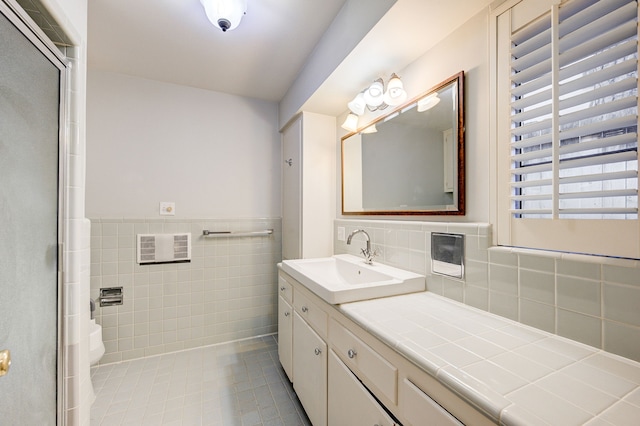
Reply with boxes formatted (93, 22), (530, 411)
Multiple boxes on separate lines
(335, 219), (640, 363)
(90, 217), (281, 364)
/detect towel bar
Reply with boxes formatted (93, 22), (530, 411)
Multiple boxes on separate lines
(202, 229), (273, 238)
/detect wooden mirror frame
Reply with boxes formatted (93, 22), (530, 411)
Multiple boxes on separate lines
(341, 71), (465, 216)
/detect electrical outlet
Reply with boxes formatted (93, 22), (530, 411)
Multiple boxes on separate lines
(337, 227), (346, 241)
(159, 202), (175, 216)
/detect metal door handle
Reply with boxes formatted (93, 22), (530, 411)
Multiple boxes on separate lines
(314, 347), (322, 356)
(0, 350), (11, 377)
(284, 311), (290, 317)
(285, 158), (293, 166)
(301, 306), (308, 313)
(280, 286), (286, 291)
(348, 349), (357, 359)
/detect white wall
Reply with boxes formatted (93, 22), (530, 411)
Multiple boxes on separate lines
(85, 70), (284, 368)
(47, 0), (86, 35)
(338, 8), (490, 222)
(279, 0), (396, 129)
(86, 70), (281, 218)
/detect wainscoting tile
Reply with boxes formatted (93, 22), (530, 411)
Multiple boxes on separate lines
(334, 219), (640, 363)
(603, 263), (640, 287)
(489, 292), (518, 321)
(557, 309), (602, 349)
(557, 258), (601, 280)
(489, 249), (518, 267)
(91, 217), (281, 364)
(520, 269), (555, 305)
(557, 276), (601, 317)
(603, 321), (640, 363)
(603, 283), (640, 327)
(520, 299), (555, 334)
(489, 264), (518, 295)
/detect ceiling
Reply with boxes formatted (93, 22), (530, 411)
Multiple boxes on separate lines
(88, 0), (348, 102)
(88, 0), (494, 110)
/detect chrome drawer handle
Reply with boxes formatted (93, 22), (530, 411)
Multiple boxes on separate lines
(314, 347), (322, 356)
(301, 306), (308, 313)
(348, 349), (357, 359)
(280, 286), (286, 291)
(284, 311), (290, 317)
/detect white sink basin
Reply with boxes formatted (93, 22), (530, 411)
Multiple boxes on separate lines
(280, 254), (425, 304)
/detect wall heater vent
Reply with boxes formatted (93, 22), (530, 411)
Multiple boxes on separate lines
(136, 233), (191, 265)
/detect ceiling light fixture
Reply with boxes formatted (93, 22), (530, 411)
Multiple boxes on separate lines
(341, 73), (407, 131)
(200, 0), (247, 32)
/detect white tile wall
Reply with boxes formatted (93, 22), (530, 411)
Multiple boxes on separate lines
(90, 218), (282, 364)
(335, 219), (640, 363)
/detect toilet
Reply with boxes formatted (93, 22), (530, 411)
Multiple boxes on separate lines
(89, 318), (105, 366)
(89, 298), (105, 405)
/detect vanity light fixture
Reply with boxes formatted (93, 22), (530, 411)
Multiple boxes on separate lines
(383, 73), (407, 106)
(361, 124), (377, 134)
(347, 93), (367, 116)
(363, 78), (385, 108)
(341, 73), (407, 131)
(341, 113), (359, 132)
(417, 93), (440, 112)
(200, 0), (247, 32)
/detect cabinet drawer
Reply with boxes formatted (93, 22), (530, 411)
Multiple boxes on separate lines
(294, 290), (327, 338)
(330, 318), (398, 404)
(400, 378), (463, 426)
(328, 350), (397, 426)
(278, 275), (293, 304)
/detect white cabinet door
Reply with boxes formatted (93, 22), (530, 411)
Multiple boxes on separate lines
(282, 117), (302, 260)
(293, 312), (327, 426)
(278, 295), (293, 382)
(281, 112), (335, 260)
(328, 350), (398, 426)
(400, 378), (463, 426)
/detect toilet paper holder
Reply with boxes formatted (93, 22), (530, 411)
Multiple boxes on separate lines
(98, 287), (123, 307)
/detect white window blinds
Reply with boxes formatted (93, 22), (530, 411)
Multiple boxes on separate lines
(509, 0), (639, 219)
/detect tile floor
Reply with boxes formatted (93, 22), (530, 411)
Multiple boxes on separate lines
(90, 335), (311, 425)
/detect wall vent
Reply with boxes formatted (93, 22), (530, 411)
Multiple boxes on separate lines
(136, 233), (191, 265)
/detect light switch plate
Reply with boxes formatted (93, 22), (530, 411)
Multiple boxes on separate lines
(159, 202), (175, 216)
(337, 227), (346, 241)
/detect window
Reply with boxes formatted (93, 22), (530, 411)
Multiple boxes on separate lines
(493, 0), (640, 258)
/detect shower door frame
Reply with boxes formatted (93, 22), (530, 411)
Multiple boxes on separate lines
(0, 0), (69, 422)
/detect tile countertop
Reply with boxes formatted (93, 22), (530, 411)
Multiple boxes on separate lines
(338, 292), (640, 426)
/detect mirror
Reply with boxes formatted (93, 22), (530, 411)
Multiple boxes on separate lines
(341, 72), (465, 215)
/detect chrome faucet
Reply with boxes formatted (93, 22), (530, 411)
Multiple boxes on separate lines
(346, 229), (377, 264)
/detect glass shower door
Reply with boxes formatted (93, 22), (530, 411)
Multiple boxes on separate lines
(0, 3), (64, 424)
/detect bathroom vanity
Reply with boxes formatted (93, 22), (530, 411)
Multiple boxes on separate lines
(278, 267), (486, 426)
(278, 263), (640, 425)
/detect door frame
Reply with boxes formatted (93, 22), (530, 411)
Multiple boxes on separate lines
(0, 0), (69, 422)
